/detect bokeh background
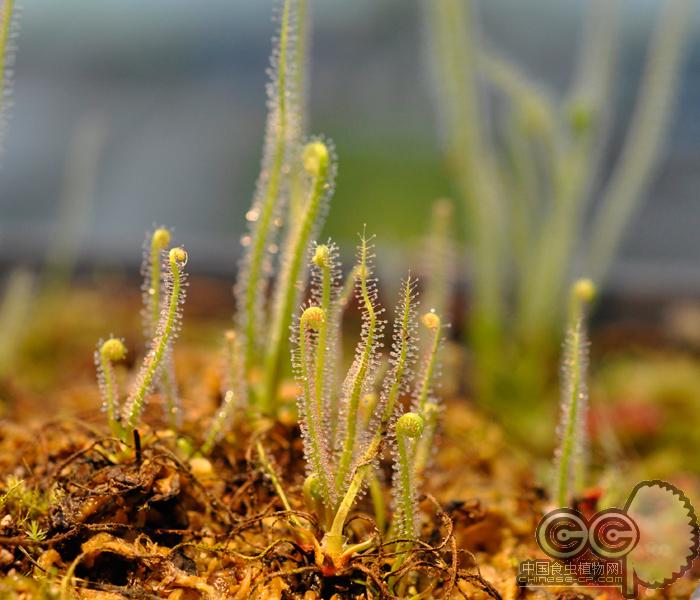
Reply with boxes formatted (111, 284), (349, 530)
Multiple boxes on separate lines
(1, 0), (699, 294)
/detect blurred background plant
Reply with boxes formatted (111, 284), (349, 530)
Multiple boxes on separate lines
(423, 0), (695, 447)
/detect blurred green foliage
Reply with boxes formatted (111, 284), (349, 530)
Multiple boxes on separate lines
(324, 132), (453, 244)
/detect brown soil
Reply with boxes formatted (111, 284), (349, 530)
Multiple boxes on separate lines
(0, 282), (697, 598)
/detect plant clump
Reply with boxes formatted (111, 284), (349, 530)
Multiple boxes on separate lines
(423, 0), (694, 442)
(33, 0), (476, 591)
(286, 235), (448, 579)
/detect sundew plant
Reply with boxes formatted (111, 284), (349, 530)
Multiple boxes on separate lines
(553, 279), (595, 508)
(86, 0), (454, 588)
(423, 0), (693, 439)
(96, 245), (188, 442)
(286, 238), (445, 572)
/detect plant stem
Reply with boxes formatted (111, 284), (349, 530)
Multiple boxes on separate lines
(379, 278), (415, 424)
(415, 313), (441, 413)
(327, 264), (359, 446)
(327, 444), (377, 548)
(393, 414), (423, 540)
(123, 248), (187, 438)
(201, 331), (241, 455)
(367, 471), (386, 534)
(100, 353), (120, 438)
(555, 280), (594, 507)
(261, 141), (332, 413)
(425, 0), (505, 401)
(412, 313), (442, 474)
(256, 440), (305, 531)
(327, 282), (416, 554)
(335, 238), (378, 491)
(146, 229), (170, 338)
(239, 0), (293, 374)
(298, 307), (334, 507)
(314, 247), (332, 422)
(143, 228), (181, 429)
(201, 390), (234, 456)
(556, 320), (584, 508)
(357, 391), (385, 534)
(96, 338), (126, 439)
(287, 0), (310, 224)
(414, 402), (439, 477)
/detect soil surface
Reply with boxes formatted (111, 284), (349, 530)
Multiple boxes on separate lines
(0, 282), (697, 598)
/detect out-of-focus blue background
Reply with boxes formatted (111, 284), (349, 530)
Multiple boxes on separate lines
(1, 0), (699, 292)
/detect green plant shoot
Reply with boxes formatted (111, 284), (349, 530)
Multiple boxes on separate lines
(392, 412), (425, 541)
(142, 227), (181, 429)
(122, 247), (188, 439)
(95, 337), (127, 438)
(554, 278), (595, 508)
(334, 235), (383, 491)
(201, 330), (244, 456)
(261, 139), (335, 412)
(235, 0), (304, 374)
(413, 311), (444, 476)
